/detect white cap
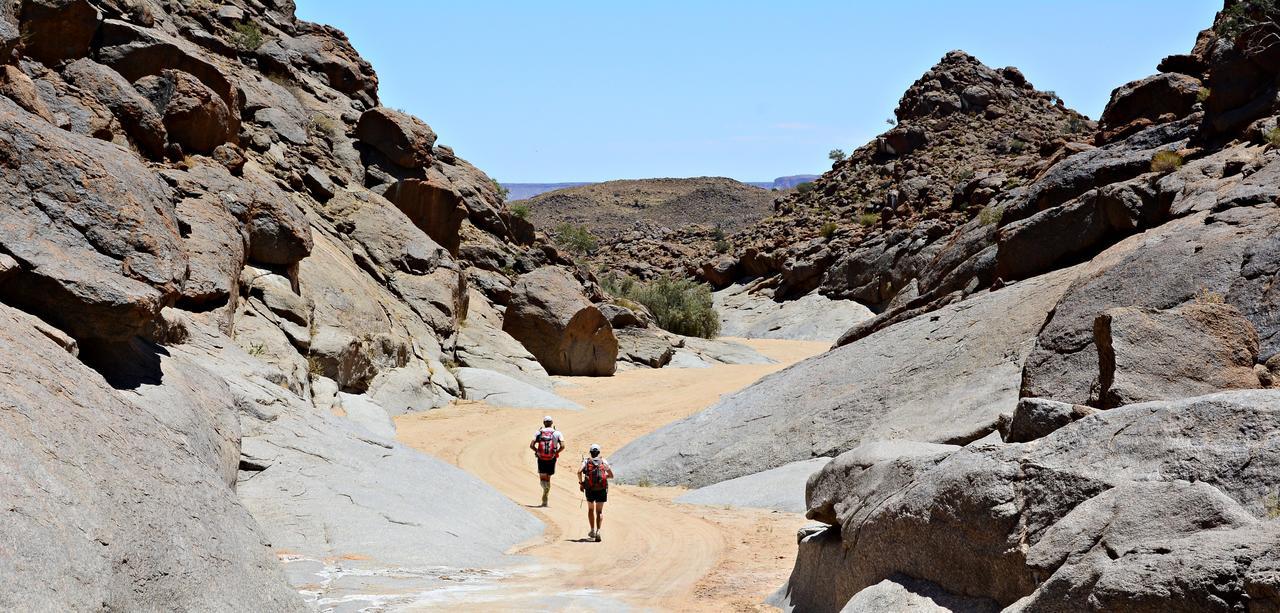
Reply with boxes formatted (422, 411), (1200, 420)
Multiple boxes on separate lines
(543, 416), (553, 423)
(590, 443), (601, 452)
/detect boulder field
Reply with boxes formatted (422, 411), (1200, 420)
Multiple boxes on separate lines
(616, 4), (1280, 610)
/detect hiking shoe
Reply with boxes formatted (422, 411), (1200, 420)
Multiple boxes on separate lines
(588, 530), (597, 540)
(540, 493), (549, 507)
(594, 532), (602, 543)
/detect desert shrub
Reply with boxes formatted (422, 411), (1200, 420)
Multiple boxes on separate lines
(828, 149), (846, 162)
(711, 225), (726, 241)
(492, 179), (510, 201)
(1007, 138), (1028, 154)
(885, 117), (897, 126)
(1065, 116), (1087, 135)
(508, 203), (530, 219)
(1266, 127), (1280, 147)
(856, 212), (879, 227)
(1150, 150), (1184, 173)
(1197, 87), (1212, 104)
(979, 205), (1004, 226)
(1215, 0), (1280, 37)
(230, 22), (265, 52)
(552, 223), (598, 254)
(796, 182), (815, 194)
(714, 239), (730, 253)
(601, 274), (720, 338)
(819, 221), (839, 239)
(309, 114), (338, 138)
(1196, 287), (1226, 304)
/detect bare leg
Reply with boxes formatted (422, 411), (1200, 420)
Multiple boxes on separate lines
(586, 502), (597, 534)
(595, 504), (604, 533)
(539, 474), (550, 506)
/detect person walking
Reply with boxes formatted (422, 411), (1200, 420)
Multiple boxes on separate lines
(529, 416), (564, 507)
(577, 443), (614, 542)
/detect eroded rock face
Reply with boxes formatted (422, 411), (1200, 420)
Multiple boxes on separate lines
(0, 96), (185, 341)
(134, 68), (235, 154)
(780, 390), (1280, 611)
(18, 0), (101, 65)
(0, 304), (303, 611)
(356, 106), (436, 169)
(503, 267), (618, 376)
(613, 266), (1080, 488)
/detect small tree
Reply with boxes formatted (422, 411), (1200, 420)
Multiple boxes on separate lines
(828, 149), (847, 163)
(885, 117), (897, 126)
(230, 22), (265, 52)
(508, 203), (530, 219)
(552, 223), (598, 254)
(491, 179), (510, 202)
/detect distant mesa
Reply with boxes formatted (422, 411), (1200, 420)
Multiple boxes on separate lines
(502, 175), (814, 201)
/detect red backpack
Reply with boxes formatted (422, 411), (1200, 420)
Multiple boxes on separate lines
(583, 458), (609, 491)
(534, 428), (559, 460)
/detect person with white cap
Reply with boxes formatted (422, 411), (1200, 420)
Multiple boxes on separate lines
(577, 443), (614, 542)
(528, 416), (564, 507)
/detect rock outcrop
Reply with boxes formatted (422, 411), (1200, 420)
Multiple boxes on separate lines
(0, 0), (572, 606)
(503, 267), (618, 376)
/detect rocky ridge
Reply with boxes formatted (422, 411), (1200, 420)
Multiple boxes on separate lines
(617, 3), (1280, 611)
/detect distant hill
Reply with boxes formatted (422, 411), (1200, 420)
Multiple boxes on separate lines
(746, 175), (819, 190)
(515, 177), (775, 238)
(501, 182), (593, 201)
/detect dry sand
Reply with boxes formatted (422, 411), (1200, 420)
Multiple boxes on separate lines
(396, 338), (827, 611)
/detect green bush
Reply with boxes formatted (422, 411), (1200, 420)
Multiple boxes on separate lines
(828, 149), (846, 162)
(714, 239), (730, 254)
(819, 222), (839, 239)
(552, 223), (598, 254)
(1150, 150), (1184, 173)
(1215, 0), (1279, 37)
(856, 211), (880, 227)
(230, 22), (265, 52)
(1007, 138), (1028, 154)
(1266, 127), (1280, 147)
(492, 179), (510, 201)
(509, 203), (530, 219)
(979, 205), (1004, 226)
(1197, 87), (1211, 104)
(796, 182), (815, 194)
(600, 274), (720, 338)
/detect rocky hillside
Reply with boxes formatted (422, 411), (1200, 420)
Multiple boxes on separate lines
(517, 176), (777, 279)
(696, 51), (1095, 301)
(616, 2), (1280, 610)
(0, 0), (683, 607)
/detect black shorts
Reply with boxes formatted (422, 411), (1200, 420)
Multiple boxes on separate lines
(537, 458), (557, 475)
(584, 488), (608, 503)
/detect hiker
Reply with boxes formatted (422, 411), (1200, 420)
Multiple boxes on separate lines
(529, 416), (564, 507)
(577, 443), (614, 542)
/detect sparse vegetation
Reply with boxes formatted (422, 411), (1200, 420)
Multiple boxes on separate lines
(508, 203), (530, 219)
(714, 239), (730, 254)
(492, 179), (510, 201)
(1266, 127), (1280, 148)
(856, 212), (880, 227)
(1007, 138), (1028, 154)
(309, 114), (339, 138)
(956, 167), (976, 183)
(230, 22), (266, 52)
(1265, 491), (1280, 520)
(885, 117), (897, 126)
(600, 274), (720, 339)
(1150, 150), (1184, 173)
(796, 182), (816, 194)
(820, 221), (839, 239)
(1215, 0), (1279, 38)
(1065, 116), (1087, 135)
(828, 149), (847, 163)
(636, 478), (654, 488)
(711, 225), (726, 241)
(1197, 87), (1212, 104)
(979, 205), (1004, 226)
(552, 223), (599, 254)
(306, 355), (325, 376)
(1195, 287), (1226, 304)
(247, 343), (266, 357)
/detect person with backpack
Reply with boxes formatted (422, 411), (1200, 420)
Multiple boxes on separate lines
(577, 443), (614, 542)
(528, 416), (564, 507)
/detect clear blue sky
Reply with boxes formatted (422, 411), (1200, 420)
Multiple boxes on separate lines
(296, 1), (1219, 183)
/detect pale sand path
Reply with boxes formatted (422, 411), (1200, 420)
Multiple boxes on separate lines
(396, 338), (827, 611)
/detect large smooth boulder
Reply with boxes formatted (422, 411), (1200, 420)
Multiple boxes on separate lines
(714, 281), (874, 342)
(0, 96), (185, 341)
(62, 59), (168, 159)
(779, 390), (1280, 611)
(502, 267), (618, 376)
(1021, 205), (1280, 405)
(0, 304), (302, 610)
(455, 367), (583, 410)
(18, 0), (101, 65)
(382, 175), (468, 254)
(1095, 302), (1262, 408)
(613, 266), (1080, 488)
(356, 106), (436, 169)
(1099, 72), (1202, 131)
(134, 68), (235, 154)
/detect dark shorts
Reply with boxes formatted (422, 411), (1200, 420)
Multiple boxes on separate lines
(585, 488), (608, 503)
(537, 458), (557, 475)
